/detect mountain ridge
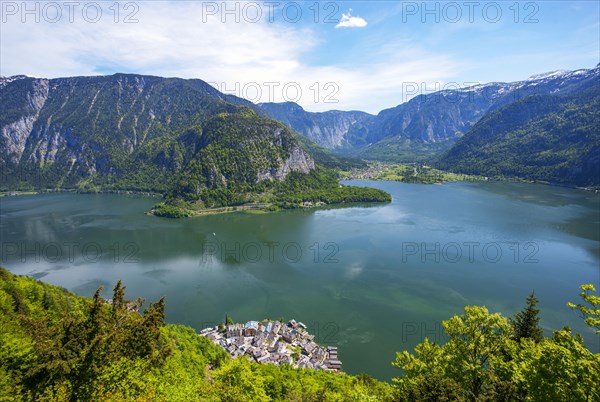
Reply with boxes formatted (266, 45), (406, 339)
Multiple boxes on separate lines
(1, 73), (273, 190)
(436, 86), (600, 187)
(259, 65), (599, 163)
(2, 65), (598, 194)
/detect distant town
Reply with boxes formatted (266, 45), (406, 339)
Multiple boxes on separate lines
(200, 319), (342, 371)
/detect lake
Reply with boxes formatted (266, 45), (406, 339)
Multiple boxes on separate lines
(1, 180), (598, 381)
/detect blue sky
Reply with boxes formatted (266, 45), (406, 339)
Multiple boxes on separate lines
(1, 1), (598, 113)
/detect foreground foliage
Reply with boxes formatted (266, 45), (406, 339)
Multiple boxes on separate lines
(2, 267), (598, 401)
(0, 267), (394, 401)
(393, 286), (600, 402)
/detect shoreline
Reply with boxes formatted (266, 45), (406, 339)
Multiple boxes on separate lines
(339, 162), (600, 193)
(0, 188), (163, 198)
(2, 175), (596, 207)
(342, 175), (600, 190)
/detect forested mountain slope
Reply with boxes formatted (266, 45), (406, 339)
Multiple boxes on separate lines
(437, 86), (600, 187)
(0, 74), (389, 211)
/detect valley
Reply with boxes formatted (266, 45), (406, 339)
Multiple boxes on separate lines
(340, 161), (486, 184)
(1, 4), (599, 398)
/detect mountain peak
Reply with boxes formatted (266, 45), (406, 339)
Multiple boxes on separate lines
(0, 75), (31, 88)
(258, 101), (305, 112)
(527, 70), (570, 80)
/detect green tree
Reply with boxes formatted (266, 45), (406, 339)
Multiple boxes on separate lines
(511, 291), (544, 343)
(393, 338), (464, 401)
(567, 284), (600, 334)
(393, 306), (512, 401)
(88, 286), (106, 339)
(111, 280), (126, 321)
(393, 285), (600, 402)
(211, 358), (270, 401)
(443, 306), (512, 401)
(506, 329), (600, 402)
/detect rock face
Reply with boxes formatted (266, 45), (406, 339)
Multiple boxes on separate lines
(281, 147), (315, 176)
(258, 102), (373, 149)
(0, 74), (314, 191)
(0, 77), (49, 165)
(258, 146), (315, 182)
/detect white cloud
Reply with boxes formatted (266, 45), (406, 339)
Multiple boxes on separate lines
(336, 11), (368, 29)
(0, 1), (458, 113)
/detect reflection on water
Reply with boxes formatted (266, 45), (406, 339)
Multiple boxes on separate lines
(1, 181), (599, 380)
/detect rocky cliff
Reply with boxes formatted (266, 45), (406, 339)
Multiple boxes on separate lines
(258, 102), (373, 149)
(0, 74), (314, 192)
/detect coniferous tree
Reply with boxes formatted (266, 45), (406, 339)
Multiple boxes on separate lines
(89, 286), (105, 333)
(41, 288), (54, 311)
(111, 280), (126, 326)
(112, 280), (125, 311)
(140, 296), (170, 364)
(511, 291), (544, 343)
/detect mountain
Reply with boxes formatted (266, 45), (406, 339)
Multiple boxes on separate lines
(0, 74), (268, 189)
(258, 102), (373, 149)
(260, 65), (599, 163)
(0, 74), (390, 212)
(347, 65), (600, 162)
(436, 86), (600, 187)
(3, 66), (597, 197)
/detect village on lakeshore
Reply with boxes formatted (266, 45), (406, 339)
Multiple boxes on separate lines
(199, 317), (342, 371)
